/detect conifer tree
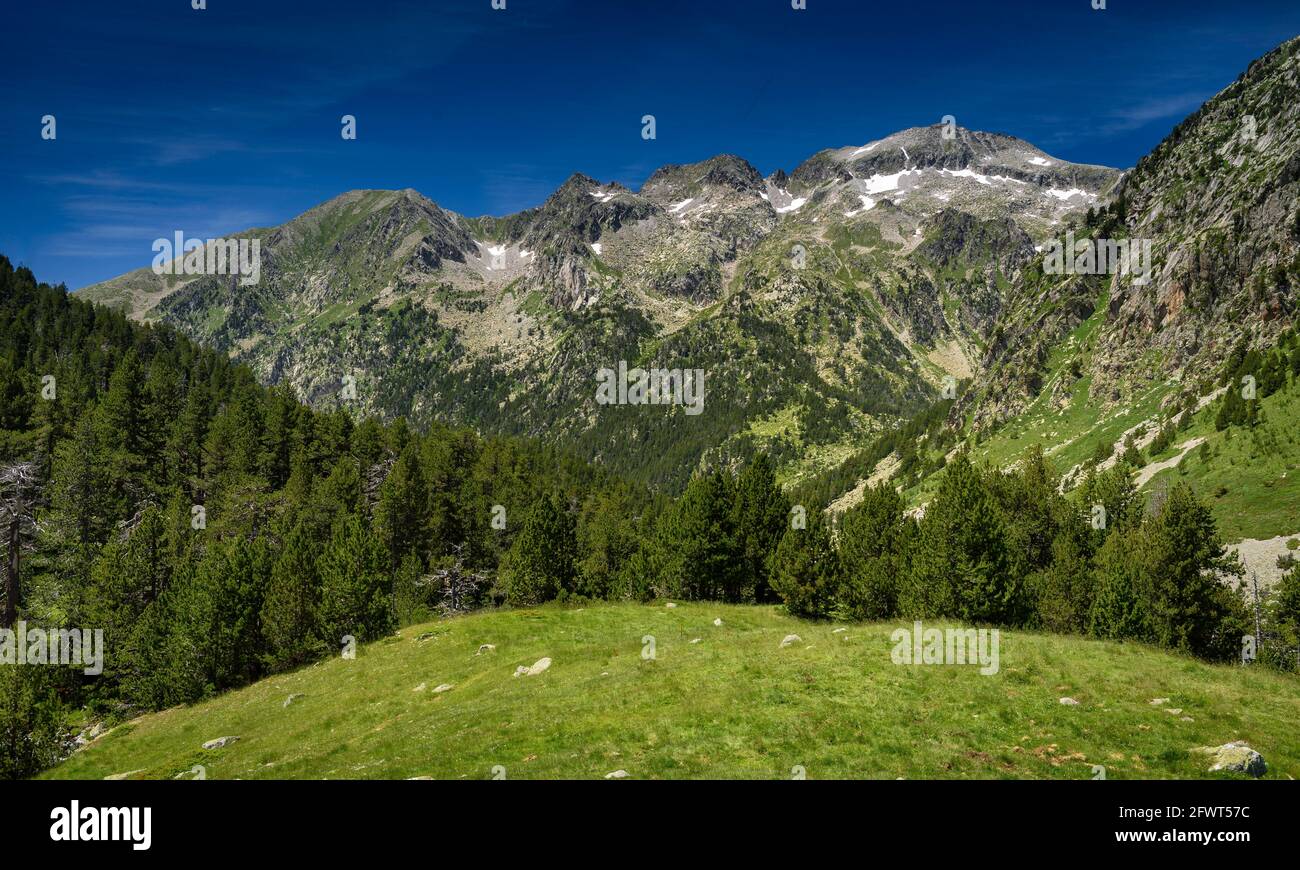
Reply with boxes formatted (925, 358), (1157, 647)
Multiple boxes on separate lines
(500, 495), (577, 606)
(838, 482), (912, 620)
(771, 511), (840, 618)
(654, 471), (738, 601)
(0, 664), (67, 780)
(907, 455), (1015, 623)
(1088, 524), (1149, 641)
(318, 513), (393, 644)
(261, 522), (325, 670)
(576, 484), (641, 600)
(375, 442), (431, 573)
(49, 414), (111, 547)
(1144, 482), (1244, 658)
(730, 455), (790, 602)
(1033, 528), (1094, 634)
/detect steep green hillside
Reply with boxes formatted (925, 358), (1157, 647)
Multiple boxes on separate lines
(46, 602), (1300, 780)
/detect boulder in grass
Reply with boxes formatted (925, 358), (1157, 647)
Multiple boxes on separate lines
(202, 736), (239, 750)
(432, 684), (454, 694)
(1059, 697), (1080, 706)
(1191, 741), (1266, 778)
(779, 634), (801, 648)
(605, 769), (629, 779)
(283, 693), (305, 708)
(513, 657), (552, 677)
(477, 644), (496, 655)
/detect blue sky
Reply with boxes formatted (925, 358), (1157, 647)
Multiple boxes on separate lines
(2, 0), (1298, 290)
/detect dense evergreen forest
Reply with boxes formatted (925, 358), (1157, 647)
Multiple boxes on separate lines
(2, 254), (1298, 779)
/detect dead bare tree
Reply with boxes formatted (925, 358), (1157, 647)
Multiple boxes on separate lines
(0, 460), (44, 629)
(431, 544), (491, 615)
(364, 457), (395, 510)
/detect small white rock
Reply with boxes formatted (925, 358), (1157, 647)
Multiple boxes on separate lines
(432, 684), (454, 694)
(104, 769), (147, 781)
(202, 736), (240, 750)
(1059, 697), (1080, 706)
(713, 618), (723, 626)
(514, 657), (551, 677)
(605, 769), (629, 779)
(780, 634), (802, 648)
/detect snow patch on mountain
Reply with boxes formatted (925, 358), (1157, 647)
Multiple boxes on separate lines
(1047, 187), (1093, 201)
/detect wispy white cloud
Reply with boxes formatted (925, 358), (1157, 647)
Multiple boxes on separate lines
(1093, 92), (1211, 137)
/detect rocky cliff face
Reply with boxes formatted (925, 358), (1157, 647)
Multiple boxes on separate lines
(1100, 37), (1300, 380)
(956, 36), (1300, 433)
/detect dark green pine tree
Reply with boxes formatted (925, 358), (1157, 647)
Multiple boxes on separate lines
(392, 551), (427, 625)
(374, 442), (431, 573)
(501, 495), (577, 606)
(168, 377), (211, 496)
(95, 349), (149, 513)
(0, 664), (67, 780)
(81, 506), (172, 690)
(730, 454), (790, 603)
(988, 445), (1061, 586)
(1088, 523), (1149, 642)
(1033, 526), (1095, 634)
(576, 484), (641, 600)
(261, 521), (326, 670)
(654, 471), (738, 601)
(49, 413), (111, 547)
(1215, 385), (1248, 430)
(173, 535), (273, 692)
(314, 455), (364, 530)
(142, 354), (182, 489)
(771, 510), (841, 619)
(1075, 464), (1140, 545)
(906, 454), (1015, 623)
(838, 482), (913, 620)
(1144, 482), (1245, 659)
(0, 357), (33, 435)
(259, 382), (299, 490)
(318, 513), (394, 645)
(1270, 562), (1300, 670)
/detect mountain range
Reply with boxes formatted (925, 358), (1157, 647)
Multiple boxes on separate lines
(81, 37), (1300, 512)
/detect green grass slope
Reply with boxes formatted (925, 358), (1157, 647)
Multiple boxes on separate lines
(45, 603), (1300, 780)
